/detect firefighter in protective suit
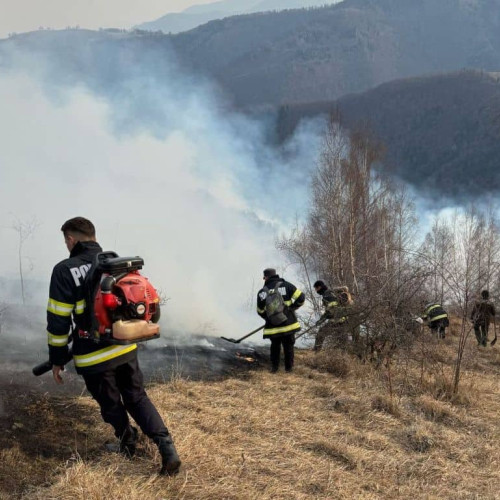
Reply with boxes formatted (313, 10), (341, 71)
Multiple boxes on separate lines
(47, 217), (180, 475)
(313, 280), (348, 351)
(257, 268), (305, 372)
(421, 302), (449, 339)
(471, 290), (496, 346)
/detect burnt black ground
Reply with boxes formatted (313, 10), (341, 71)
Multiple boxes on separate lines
(0, 304), (268, 405)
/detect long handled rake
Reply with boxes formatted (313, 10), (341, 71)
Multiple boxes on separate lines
(294, 323), (321, 341)
(221, 325), (265, 344)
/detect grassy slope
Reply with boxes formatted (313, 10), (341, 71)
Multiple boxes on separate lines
(2, 331), (500, 499)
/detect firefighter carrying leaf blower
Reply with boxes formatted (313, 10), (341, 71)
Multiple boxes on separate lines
(34, 217), (181, 476)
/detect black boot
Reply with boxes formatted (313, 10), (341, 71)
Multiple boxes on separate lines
(105, 426), (138, 457)
(121, 426), (138, 457)
(155, 436), (181, 476)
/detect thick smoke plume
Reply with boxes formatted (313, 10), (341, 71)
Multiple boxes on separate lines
(0, 38), (323, 338)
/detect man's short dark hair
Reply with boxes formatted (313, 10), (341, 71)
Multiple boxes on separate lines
(61, 217), (96, 238)
(313, 280), (326, 289)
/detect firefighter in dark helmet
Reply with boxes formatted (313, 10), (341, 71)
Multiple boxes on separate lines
(46, 217), (181, 475)
(471, 290), (496, 346)
(257, 268), (305, 372)
(313, 280), (349, 351)
(421, 301), (449, 339)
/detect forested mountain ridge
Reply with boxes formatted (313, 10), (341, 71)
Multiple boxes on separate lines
(277, 70), (500, 199)
(168, 0), (500, 107)
(136, 0), (339, 34)
(3, 0), (500, 109)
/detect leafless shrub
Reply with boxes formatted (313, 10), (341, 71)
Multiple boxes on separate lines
(279, 113), (500, 398)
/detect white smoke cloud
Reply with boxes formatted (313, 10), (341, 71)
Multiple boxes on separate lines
(0, 58), (322, 338)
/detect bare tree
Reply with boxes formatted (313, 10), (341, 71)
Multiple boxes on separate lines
(11, 215), (38, 305)
(418, 206), (500, 393)
(278, 115), (423, 359)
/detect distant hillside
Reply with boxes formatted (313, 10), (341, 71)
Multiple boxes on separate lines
(168, 0), (500, 107)
(277, 71), (500, 200)
(136, 0), (340, 34)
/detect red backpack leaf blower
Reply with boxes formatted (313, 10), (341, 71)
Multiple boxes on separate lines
(33, 252), (161, 376)
(85, 252), (161, 344)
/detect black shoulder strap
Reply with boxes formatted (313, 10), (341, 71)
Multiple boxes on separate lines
(82, 251), (119, 333)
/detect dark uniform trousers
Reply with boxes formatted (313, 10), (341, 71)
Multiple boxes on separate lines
(474, 323), (489, 346)
(270, 334), (295, 371)
(83, 356), (169, 441)
(430, 319), (447, 339)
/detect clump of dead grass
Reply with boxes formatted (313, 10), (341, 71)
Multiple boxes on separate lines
(416, 395), (460, 425)
(303, 441), (358, 470)
(401, 423), (436, 453)
(302, 348), (352, 378)
(371, 394), (401, 418)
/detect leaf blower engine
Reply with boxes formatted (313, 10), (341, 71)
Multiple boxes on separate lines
(85, 252), (161, 344)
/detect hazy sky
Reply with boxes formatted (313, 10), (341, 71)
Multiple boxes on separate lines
(0, 0), (214, 38)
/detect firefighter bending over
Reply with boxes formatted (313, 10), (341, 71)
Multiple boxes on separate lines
(421, 301), (449, 339)
(471, 290), (496, 347)
(46, 217), (181, 475)
(257, 268), (305, 373)
(313, 280), (349, 351)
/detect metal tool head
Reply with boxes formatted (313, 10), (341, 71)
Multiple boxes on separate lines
(221, 336), (238, 343)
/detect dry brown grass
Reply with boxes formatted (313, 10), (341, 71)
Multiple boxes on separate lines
(2, 333), (500, 499)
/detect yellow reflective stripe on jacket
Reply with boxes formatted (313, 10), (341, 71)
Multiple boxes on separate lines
(426, 304), (441, 314)
(284, 300), (292, 306)
(291, 289), (302, 302)
(47, 331), (69, 347)
(431, 313), (448, 322)
(47, 298), (74, 317)
(326, 301), (338, 308)
(73, 344), (137, 368)
(264, 322), (301, 336)
(257, 307), (265, 314)
(74, 300), (86, 315)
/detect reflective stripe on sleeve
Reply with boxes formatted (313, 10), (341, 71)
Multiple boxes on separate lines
(291, 289), (302, 302)
(74, 300), (86, 315)
(431, 314), (448, 322)
(73, 344), (137, 368)
(264, 322), (301, 336)
(47, 299), (74, 317)
(47, 331), (69, 347)
(326, 301), (339, 308)
(257, 307), (265, 314)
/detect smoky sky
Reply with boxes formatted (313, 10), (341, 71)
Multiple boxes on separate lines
(0, 0), (216, 38)
(0, 34), (323, 337)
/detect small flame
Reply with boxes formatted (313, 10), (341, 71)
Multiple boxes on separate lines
(236, 352), (256, 363)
